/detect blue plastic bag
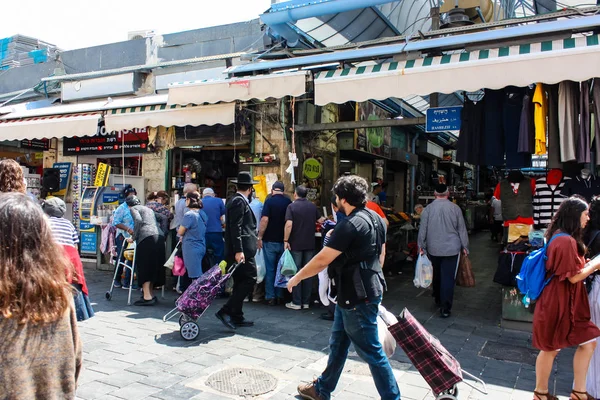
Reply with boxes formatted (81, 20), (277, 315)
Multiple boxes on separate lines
(275, 254), (290, 289)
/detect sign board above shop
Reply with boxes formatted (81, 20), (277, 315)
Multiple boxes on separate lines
(426, 106), (462, 133)
(63, 124), (149, 156)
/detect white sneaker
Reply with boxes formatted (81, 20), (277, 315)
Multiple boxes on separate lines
(285, 302), (301, 310)
(302, 304), (310, 310)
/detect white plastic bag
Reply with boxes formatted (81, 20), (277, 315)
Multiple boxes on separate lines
(255, 249), (266, 284)
(377, 305), (397, 358)
(413, 253), (433, 289)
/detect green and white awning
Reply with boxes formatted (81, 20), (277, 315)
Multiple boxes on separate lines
(314, 34), (600, 106)
(104, 102), (235, 132)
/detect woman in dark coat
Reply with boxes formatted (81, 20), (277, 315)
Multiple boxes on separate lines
(126, 195), (166, 306)
(532, 196), (600, 400)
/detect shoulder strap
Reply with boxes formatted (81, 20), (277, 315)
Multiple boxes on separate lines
(356, 209), (383, 255)
(547, 232), (570, 247)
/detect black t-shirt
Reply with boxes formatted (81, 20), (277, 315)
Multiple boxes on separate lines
(262, 194), (292, 242)
(285, 198), (320, 251)
(326, 207), (387, 307)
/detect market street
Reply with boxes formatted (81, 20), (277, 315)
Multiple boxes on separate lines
(75, 234), (576, 400)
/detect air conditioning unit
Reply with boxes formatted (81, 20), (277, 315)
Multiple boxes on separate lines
(127, 30), (155, 41)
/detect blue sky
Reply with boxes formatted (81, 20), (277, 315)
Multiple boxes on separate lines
(0, 0), (273, 50)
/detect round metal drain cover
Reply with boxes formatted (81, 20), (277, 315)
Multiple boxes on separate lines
(206, 368), (277, 396)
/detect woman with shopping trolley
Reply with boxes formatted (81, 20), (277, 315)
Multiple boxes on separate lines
(126, 195), (166, 306)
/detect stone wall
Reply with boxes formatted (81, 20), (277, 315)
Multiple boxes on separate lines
(142, 149), (167, 193)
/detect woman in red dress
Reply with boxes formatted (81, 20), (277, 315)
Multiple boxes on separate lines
(533, 196), (600, 400)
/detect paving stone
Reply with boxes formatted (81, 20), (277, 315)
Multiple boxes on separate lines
(152, 384), (204, 400)
(76, 381), (119, 400)
(108, 382), (161, 399)
(86, 359), (136, 375)
(96, 370), (146, 388)
(138, 372), (185, 389)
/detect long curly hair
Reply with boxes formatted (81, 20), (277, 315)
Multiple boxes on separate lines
(0, 159), (26, 193)
(546, 195), (589, 256)
(0, 193), (73, 324)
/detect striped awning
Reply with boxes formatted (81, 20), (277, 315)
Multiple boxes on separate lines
(314, 34), (600, 106)
(0, 112), (101, 141)
(104, 102), (235, 132)
(167, 71), (308, 105)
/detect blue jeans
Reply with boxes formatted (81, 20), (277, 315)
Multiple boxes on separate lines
(316, 296), (400, 400)
(291, 250), (314, 305)
(263, 241), (284, 300)
(205, 232), (224, 262)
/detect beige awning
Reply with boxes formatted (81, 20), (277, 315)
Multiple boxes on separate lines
(314, 34), (600, 105)
(104, 103), (236, 132)
(167, 71), (308, 105)
(0, 113), (101, 141)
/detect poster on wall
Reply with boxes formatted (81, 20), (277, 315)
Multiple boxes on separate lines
(354, 102), (392, 159)
(63, 126), (149, 156)
(302, 155), (324, 205)
(52, 162), (72, 197)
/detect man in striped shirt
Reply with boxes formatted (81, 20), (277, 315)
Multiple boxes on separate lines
(42, 197), (79, 247)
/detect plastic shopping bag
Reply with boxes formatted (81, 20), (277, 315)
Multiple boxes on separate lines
(274, 256), (290, 289)
(413, 253), (433, 289)
(377, 305), (397, 357)
(173, 256), (186, 277)
(255, 249), (266, 284)
(164, 241), (181, 270)
(280, 249), (297, 276)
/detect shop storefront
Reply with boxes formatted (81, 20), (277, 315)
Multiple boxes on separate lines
(0, 139), (48, 200)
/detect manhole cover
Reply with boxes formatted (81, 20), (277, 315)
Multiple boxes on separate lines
(480, 341), (538, 365)
(206, 368), (278, 396)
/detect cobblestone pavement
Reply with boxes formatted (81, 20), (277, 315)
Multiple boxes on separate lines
(76, 233), (578, 400)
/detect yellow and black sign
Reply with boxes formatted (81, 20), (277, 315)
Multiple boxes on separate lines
(303, 157), (322, 180)
(94, 162), (111, 187)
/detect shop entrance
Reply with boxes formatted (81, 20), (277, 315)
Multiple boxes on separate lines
(169, 147), (245, 200)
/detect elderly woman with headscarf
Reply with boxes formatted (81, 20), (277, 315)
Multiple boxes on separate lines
(42, 197), (94, 321)
(126, 195), (166, 306)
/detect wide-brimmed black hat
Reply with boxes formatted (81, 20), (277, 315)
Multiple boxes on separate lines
(231, 171), (259, 185)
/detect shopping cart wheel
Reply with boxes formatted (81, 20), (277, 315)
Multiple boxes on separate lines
(179, 314), (192, 326)
(436, 386), (458, 400)
(180, 321), (200, 341)
(105, 291), (112, 301)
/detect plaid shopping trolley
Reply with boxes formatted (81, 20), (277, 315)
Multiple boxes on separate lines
(383, 308), (487, 400)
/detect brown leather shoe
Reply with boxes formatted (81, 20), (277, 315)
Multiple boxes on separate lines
(297, 381), (323, 400)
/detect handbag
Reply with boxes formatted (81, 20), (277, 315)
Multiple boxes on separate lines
(164, 241), (181, 270)
(456, 253), (475, 287)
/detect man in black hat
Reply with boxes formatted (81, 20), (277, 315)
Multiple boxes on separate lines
(216, 171), (259, 329)
(417, 184), (469, 318)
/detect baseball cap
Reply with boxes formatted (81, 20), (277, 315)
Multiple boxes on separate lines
(202, 188), (215, 196)
(272, 181), (285, 192)
(123, 186), (137, 196)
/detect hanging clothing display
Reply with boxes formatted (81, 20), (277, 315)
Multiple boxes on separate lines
(578, 80), (591, 164)
(518, 87), (535, 154)
(533, 83), (548, 155)
(483, 89), (505, 166)
(504, 87), (532, 169)
(558, 81), (580, 162)
(533, 173), (570, 228)
(592, 80), (600, 165)
(561, 174), (600, 202)
(456, 97), (485, 165)
(494, 176), (536, 227)
(547, 84), (563, 169)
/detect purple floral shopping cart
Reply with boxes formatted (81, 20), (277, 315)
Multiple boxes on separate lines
(163, 262), (241, 341)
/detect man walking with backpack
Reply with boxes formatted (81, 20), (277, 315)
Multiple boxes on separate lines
(418, 184), (469, 318)
(287, 175), (400, 400)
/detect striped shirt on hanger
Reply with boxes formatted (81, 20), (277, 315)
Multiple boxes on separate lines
(533, 176), (570, 228)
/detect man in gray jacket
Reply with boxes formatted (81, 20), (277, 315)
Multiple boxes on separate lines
(417, 184), (469, 318)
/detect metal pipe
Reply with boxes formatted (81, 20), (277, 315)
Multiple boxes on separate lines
(261, 0), (397, 25)
(410, 132), (420, 212)
(230, 14), (600, 75)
